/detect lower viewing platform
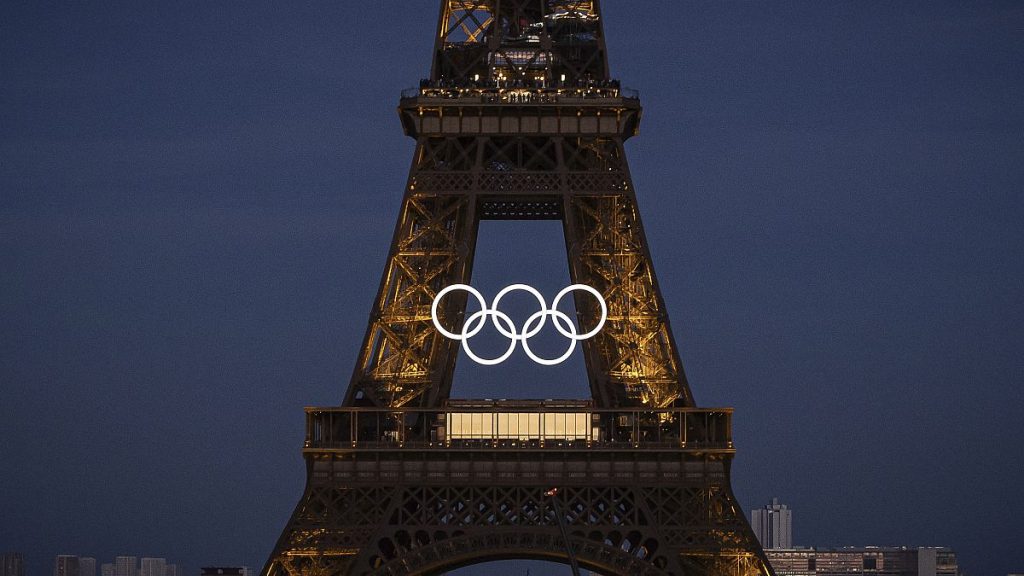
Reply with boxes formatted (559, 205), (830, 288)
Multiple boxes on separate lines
(304, 400), (734, 453)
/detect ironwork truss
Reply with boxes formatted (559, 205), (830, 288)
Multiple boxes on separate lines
(345, 132), (691, 409)
(266, 1), (773, 574)
(433, 0), (607, 85)
(271, 480), (764, 576)
(266, 406), (765, 576)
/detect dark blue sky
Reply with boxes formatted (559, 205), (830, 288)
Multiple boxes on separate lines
(2, 2), (1022, 575)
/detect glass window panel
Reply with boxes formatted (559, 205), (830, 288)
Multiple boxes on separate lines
(543, 413), (556, 440)
(506, 413), (519, 438)
(526, 413), (540, 439)
(447, 412), (600, 440)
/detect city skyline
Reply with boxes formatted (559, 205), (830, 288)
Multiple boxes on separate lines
(2, 2), (1022, 576)
(0, 546), (967, 576)
(0, 527), (969, 576)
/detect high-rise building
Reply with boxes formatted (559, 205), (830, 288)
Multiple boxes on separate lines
(54, 556), (79, 576)
(766, 546), (958, 576)
(78, 558), (96, 576)
(1, 553), (25, 576)
(163, 565), (179, 576)
(139, 558), (165, 576)
(752, 497), (793, 549)
(101, 564), (114, 576)
(114, 557), (136, 576)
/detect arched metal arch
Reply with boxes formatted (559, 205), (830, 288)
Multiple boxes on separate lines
(367, 530), (672, 576)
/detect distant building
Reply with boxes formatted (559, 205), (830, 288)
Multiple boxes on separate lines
(139, 558), (165, 576)
(79, 558), (96, 576)
(101, 564), (114, 576)
(114, 557), (137, 576)
(54, 556), (79, 576)
(2, 553), (25, 576)
(766, 546), (958, 576)
(164, 565), (179, 576)
(752, 498), (793, 549)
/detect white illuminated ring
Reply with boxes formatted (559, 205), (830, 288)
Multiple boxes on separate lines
(430, 283), (607, 366)
(431, 284), (487, 340)
(552, 284), (607, 339)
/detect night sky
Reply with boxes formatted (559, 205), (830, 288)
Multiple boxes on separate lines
(2, 2), (1022, 576)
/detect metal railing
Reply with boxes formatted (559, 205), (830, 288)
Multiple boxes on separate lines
(400, 85), (639, 103)
(304, 403), (732, 451)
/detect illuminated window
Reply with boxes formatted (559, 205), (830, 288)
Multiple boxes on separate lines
(447, 412), (590, 441)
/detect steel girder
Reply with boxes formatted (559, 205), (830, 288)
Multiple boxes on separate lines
(264, 450), (770, 576)
(266, 0), (772, 574)
(344, 134), (693, 409)
(433, 1), (608, 84)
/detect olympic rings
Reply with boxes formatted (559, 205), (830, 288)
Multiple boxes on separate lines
(430, 283), (607, 366)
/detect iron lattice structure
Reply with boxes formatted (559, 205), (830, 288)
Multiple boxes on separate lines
(264, 1), (773, 574)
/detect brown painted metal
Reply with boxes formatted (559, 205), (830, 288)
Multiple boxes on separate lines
(265, 1), (772, 574)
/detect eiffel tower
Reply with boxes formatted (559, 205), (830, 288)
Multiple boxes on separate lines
(263, 2), (773, 575)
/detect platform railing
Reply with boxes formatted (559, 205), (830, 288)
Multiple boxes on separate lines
(400, 84), (639, 103)
(304, 404), (732, 451)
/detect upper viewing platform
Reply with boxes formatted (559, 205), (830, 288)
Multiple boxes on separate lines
(398, 2), (641, 137)
(426, 1), (617, 93)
